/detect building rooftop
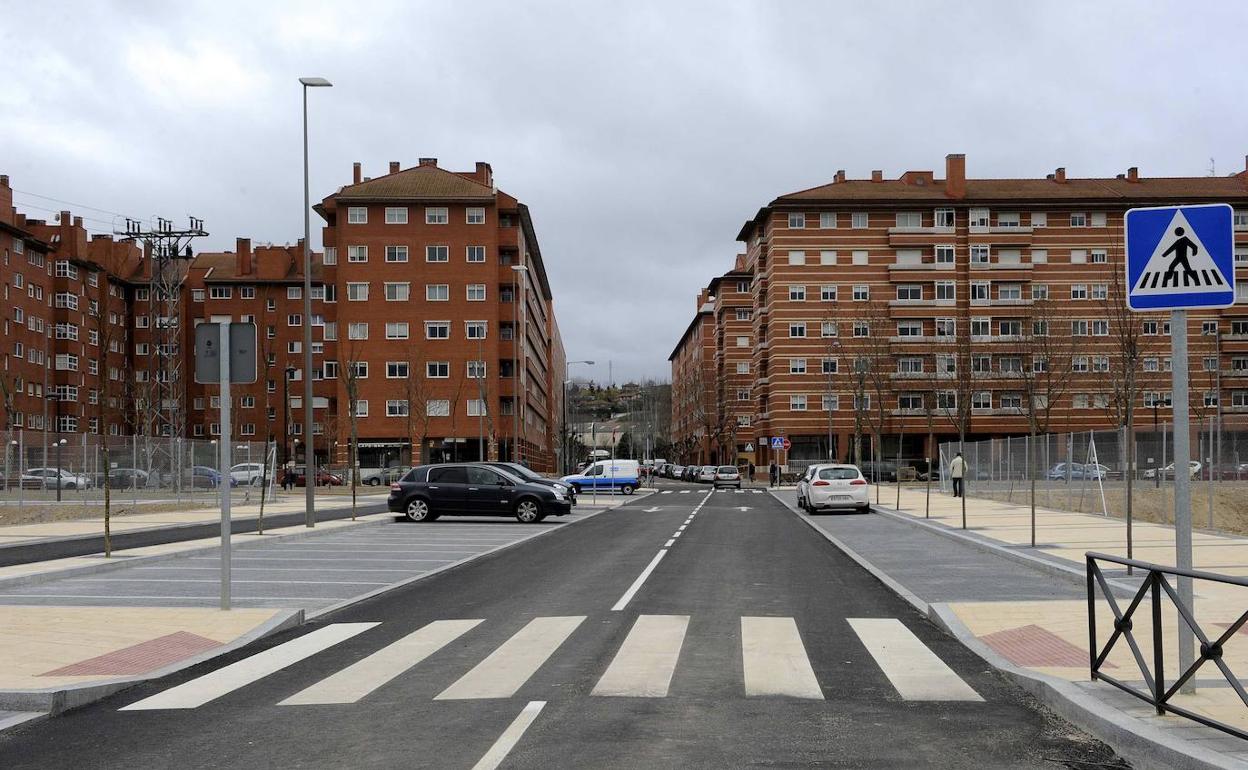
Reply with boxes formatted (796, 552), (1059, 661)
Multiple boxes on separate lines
(334, 163), (496, 202)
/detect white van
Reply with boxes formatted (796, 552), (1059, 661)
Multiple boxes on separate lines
(561, 459), (642, 494)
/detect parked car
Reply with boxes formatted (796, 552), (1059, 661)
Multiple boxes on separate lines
(697, 465), (717, 483)
(858, 461), (898, 483)
(484, 462), (576, 505)
(1143, 461), (1202, 480)
(362, 466), (410, 486)
(682, 465), (698, 482)
(292, 466), (344, 487)
(796, 464), (870, 514)
(388, 463), (571, 523)
(22, 467), (92, 490)
(561, 459), (640, 495)
(712, 465), (741, 489)
(230, 462), (267, 486)
(1045, 462), (1080, 480)
(107, 468), (151, 489)
(183, 465), (239, 489)
(670, 464), (685, 479)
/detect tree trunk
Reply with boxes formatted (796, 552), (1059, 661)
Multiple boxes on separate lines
(258, 435), (270, 535)
(103, 444), (112, 557)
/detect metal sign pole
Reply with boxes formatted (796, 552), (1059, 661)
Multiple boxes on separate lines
(1171, 309), (1194, 681)
(219, 323), (232, 611)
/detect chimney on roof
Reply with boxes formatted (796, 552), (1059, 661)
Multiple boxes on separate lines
(1054, 167), (1066, 183)
(73, 216), (83, 228)
(0, 174), (10, 226)
(236, 237), (253, 275)
(1127, 166), (1139, 182)
(945, 153), (966, 199)
(352, 162), (361, 184)
(475, 162), (493, 187)
(834, 169), (846, 183)
(871, 170), (883, 182)
(389, 161), (400, 175)
(60, 209), (71, 225)
(419, 157), (437, 167)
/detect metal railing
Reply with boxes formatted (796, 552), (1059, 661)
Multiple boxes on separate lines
(1086, 551), (1248, 739)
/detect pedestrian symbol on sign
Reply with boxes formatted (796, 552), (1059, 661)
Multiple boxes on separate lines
(1126, 204), (1234, 311)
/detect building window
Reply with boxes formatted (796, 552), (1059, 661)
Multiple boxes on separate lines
(1091, 249), (1108, 264)
(935, 245), (955, 265)
(820, 285), (837, 302)
(466, 246), (486, 263)
(788, 251), (805, 266)
(789, 358), (807, 374)
(466, 321), (487, 339)
(896, 284), (922, 302)
(426, 361), (450, 379)
(466, 399), (487, 417)
(385, 245), (409, 263)
(384, 207), (408, 224)
(467, 284), (486, 301)
(1071, 284), (1088, 300)
(347, 282), (369, 301)
(288, 314), (301, 326)
(209, 286), (232, 300)
(851, 250), (868, 265)
(821, 321), (837, 338)
(347, 245), (368, 263)
(935, 281), (955, 301)
(426, 284), (449, 301)
(789, 395), (807, 411)
(851, 212), (869, 229)
(896, 211), (922, 228)
(425, 321), (450, 339)
(383, 282), (410, 302)
(897, 321), (923, 337)
(788, 322), (806, 338)
(425, 207), (448, 224)
(385, 322), (410, 339)
(853, 321), (869, 337)
(1091, 212), (1107, 227)
(736, 362), (750, 374)
(736, 336), (749, 347)
(789, 285), (806, 301)
(466, 207), (486, 225)
(426, 245), (449, 262)
(1092, 320), (1109, 336)
(852, 285), (869, 301)
(1070, 212), (1087, 227)
(348, 322), (368, 339)
(386, 361), (409, 379)
(897, 357), (921, 374)
(347, 207), (368, 224)
(735, 307), (752, 320)
(819, 212), (837, 228)
(323, 247), (337, 265)
(426, 399), (451, 417)
(1072, 320), (1089, 336)
(788, 212), (805, 228)
(970, 246), (989, 265)
(997, 212), (1021, 228)
(467, 360), (487, 378)
(971, 318), (990, 336)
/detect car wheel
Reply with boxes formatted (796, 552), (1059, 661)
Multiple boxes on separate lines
(405, 498), (433, 522)
(367, 478), (381, 486)
(620, 484), (635, 495)
(515, 499), (542, 523)
(857, 504), (870, 513)
(65, 482), (76, 490)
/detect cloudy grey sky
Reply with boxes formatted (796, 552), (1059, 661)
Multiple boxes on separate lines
(3, 1), (1246, 381)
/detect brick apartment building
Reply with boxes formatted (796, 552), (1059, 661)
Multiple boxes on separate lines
(0, 158), (567, 475)
(671, 154), (1248, 471)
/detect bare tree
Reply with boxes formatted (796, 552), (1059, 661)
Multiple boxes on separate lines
(936, 313), (976, 529)
(856, 299), (895, 502)
(402, 341), (432, 467)
(1017, 296), (1078, 545)
(341, 339), (364, 520)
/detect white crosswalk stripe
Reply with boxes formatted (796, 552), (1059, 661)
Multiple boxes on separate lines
(740, 617), (824, 699)
(680, 490), (691, 494)
(848, 618), (981, 701)
(280, 619), (482, 705)
(593, 615), (689, 697)
(435, 616), (585, 700)
(121, 623), (379, 711)
(661, 491), (672, 494)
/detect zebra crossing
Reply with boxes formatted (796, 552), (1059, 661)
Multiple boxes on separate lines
(659, 489), (764, 495)
(120, 614), (981, 711)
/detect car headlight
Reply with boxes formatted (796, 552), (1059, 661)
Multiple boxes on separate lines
(552, 488), (566, 500)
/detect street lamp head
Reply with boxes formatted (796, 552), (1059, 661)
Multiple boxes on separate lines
(58, 439), (68, 446)
(299, 77), (333, 87)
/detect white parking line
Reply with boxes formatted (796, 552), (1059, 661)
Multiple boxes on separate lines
(471, 700), (546, 770)
(664, 539), (675, 547)
(611, 550), (668, 612)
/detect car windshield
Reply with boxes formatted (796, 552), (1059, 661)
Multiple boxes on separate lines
(818, 467), (860, 480)
(717, 466), (737, 473)
(502, 464), (542, 481)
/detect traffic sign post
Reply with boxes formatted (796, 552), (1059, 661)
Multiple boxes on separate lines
(195, 322), (258, 611)
(1125, 203), (1234, 687)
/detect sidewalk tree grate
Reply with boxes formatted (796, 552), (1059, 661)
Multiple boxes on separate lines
(40, 631), (221, 677)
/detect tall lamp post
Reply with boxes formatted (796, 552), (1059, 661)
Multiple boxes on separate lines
(564, 360), (595, 473)
(299, 76), (332, 527)
(510, 263), (529, 463)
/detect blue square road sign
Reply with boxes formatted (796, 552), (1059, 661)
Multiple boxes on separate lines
(1125, 203), (1234, 311)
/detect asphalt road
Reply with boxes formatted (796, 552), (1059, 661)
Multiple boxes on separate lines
(0, 499), (392, 568)
(0, 479), (1125, 769)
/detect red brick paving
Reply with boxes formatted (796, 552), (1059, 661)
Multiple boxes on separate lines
(980, 624), (1114, 669)
(40, 632), (221, 677)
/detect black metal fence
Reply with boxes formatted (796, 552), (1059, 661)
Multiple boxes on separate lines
(1086, 551), (1248, 739)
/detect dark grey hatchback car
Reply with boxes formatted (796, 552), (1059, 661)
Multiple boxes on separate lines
(388, 463), (573, 523)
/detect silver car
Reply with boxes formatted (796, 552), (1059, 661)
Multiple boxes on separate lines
(697, 465), (717, 483)
(713, 465), (741, 488)
(797, 464), (870, 514)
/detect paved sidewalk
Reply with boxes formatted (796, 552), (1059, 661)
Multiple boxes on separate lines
(0, 493), (638, 721)
(775, 485), (1248, 769)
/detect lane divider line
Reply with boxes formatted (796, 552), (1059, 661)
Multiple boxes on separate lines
(664, 539), (675, 547)
(611, 550), (668, 612)
(471, 700), (547, 770)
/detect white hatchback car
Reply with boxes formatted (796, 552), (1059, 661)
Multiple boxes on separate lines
(796, 464), (870, 514)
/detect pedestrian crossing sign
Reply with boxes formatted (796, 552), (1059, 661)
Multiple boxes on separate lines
(1125, 203), (1235, 311)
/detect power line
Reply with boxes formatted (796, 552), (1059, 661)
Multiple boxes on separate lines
(11, 199), (121, 230)
(11, 188), (141, 220)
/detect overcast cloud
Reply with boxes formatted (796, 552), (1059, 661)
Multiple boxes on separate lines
(3, 0), (1246, 381)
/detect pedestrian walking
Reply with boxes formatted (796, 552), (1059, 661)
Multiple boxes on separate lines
(950, 452), (965, 498)
(747, 462), (756, 486)
(769, 461), (779, 488)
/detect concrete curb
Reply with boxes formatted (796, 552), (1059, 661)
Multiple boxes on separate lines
(0, 499), (630, 724)
(768, 489), (1240, 770)
(0, 514), (393, 591)
(0, 608), (304, 714)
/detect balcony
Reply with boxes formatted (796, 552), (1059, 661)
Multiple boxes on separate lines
(890, 408), (928, 417)
(970, 298), (1033, 308)
(887, 226), (955, 247)
(888, 299), (957, 308)
(888, 261), (956, 272)
(968, 226), (1034, 245)
(969, 261), (1033, 271)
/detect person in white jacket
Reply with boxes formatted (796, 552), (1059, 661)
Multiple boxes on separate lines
(950, 452), (966, 498)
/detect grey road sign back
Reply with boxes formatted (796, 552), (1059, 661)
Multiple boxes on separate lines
(195, 322), (257, 384)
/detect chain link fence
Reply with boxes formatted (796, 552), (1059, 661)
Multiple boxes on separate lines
(0, 431), (279, 520)
(937, 416), (1248, 533)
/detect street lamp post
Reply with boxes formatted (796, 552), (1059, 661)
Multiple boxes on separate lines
(299, 75), (331, 527)
(564, 360), (595, 474)
(510, 263), (529, 464)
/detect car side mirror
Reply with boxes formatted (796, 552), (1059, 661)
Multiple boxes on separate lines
(497, 479), (510, 486)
